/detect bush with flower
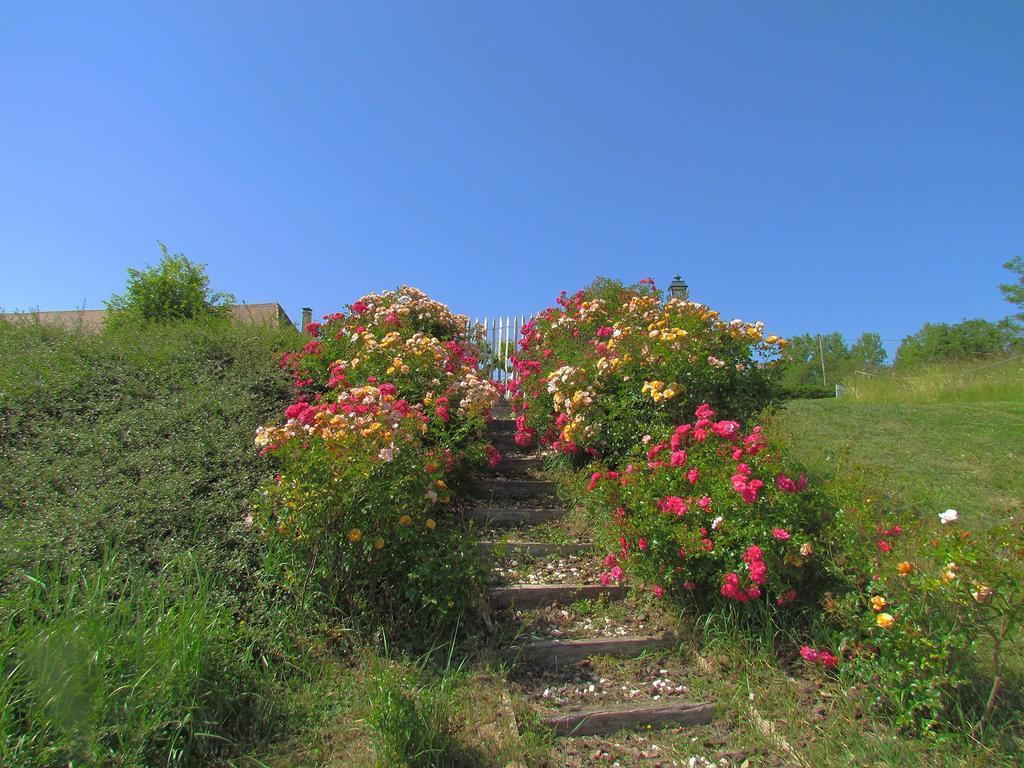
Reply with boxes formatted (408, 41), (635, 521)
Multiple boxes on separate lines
(512, 276), (1024, 737)
(822, 506), (1023, 734)
(582, 402), (835, 607)
(510, 277), (784, 461)
(253, 287), (501, 640)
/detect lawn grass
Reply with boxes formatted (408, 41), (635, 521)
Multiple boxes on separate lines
(841, 357), (1024, 405)
(772, 400), (1024, 524)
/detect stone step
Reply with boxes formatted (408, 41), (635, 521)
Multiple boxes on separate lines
(506, 633), (678, 668)
(472, 478), (556, 500)
(487, 419), (515, 434)
(494, 455), (544, 474)
(489, 583), (628, 610)
(491, 405), (513, 419)
(476, 541), (587, 558)
(490, 432), (534, 449)
(540, 700), (714, 737)
(464, 507), (566, 528)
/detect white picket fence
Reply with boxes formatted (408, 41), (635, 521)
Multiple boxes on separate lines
(468, 315), (534, 390)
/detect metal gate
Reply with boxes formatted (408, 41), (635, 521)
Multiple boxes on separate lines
(468, 315), (533, 389)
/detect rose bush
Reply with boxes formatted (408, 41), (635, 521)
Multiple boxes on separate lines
(823, 508), (1023, 734)
(254, 287), (500, 640)
(510, 278), (784, 461)
(583, 402), (834, 607)
(511, 277), (1023, 736)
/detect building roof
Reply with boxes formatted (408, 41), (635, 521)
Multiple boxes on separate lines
(1, 303), (295, 331)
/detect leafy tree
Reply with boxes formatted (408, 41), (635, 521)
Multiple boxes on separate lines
(895, 319), (1011, 368)
(781, 331), (857, 388)
(105, 243), (233, 327)
(849, 332), (887, 372)
(1000, 255), (1024, 329)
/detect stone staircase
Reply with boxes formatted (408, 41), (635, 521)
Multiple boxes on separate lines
(469, 406), (715, 739)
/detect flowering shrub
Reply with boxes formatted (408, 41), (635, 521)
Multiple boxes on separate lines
(583, 403), (833, 606)
(509, 277), (1024, 737)
(511, 278), (784, 461)
(824, 509), (1024, 734)
(254, 287), (500, 639)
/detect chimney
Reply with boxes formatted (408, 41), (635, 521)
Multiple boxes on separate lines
(301, 307), (312, 331)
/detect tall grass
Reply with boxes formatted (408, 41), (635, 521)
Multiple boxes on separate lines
(0, 318), (306, 766)
(842, 356), (1024, 404)
(365, 635), (474, 768)
(0, 552), (284, 767)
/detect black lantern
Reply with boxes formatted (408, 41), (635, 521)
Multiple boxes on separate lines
(667, 275), (689, 300)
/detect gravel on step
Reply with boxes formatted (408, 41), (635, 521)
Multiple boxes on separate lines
(507, 604), (674, 642)
(520, 657), (692, 710)
(491, 553), (605, 585)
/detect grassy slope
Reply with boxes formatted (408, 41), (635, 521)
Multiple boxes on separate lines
(0, 318), (309, 766)
(772, 400), (1024, 523)
(0, 319), (298, 594)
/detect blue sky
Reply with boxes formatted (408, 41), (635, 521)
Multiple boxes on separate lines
(1, 2), (1021, 354)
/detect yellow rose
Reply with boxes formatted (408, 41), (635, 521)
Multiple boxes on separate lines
(896, 561), (914, 576)
(399, 514), (412, 527)
(347, 528), (362, 543)
(425, 518), (436, 530)
(870, 596), (888, 612)
(876, 612), (895, 629)
(373, 538), (385, 550)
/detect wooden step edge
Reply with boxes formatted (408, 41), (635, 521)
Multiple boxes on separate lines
(463, 508), (567, 527)
(472, 479), (556, 492)
(492, 454), (542, 467)
(490, 435), (536, 448)
(476, 540), (588, 557)
(471, 479), (557, 500)
(495, 455), (543, 466)
(505, 633), (678, 666)
(488, 583), (628, 610)
(473, 478), (555, 489)
(540, 700), (715, 737)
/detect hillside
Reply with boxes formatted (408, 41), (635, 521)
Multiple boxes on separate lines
(773, 399), (1024, 524)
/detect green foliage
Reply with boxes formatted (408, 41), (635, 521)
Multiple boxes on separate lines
(104, 244), (234, 327)
(774, 400), (1023, 524)
(366, 658), (462, 768)
(255, 288), (496, 645)
(257, 430), (485, 642)
(0, 317), (299, 602)
(0, 553), (287, 767)
(825, 508), (1023, 735)
(582, 410), (836, 607)
(774, 397), (1024, 737)
(1000, 255), (1024, 328)
(513, 278), (783, 463)
(895, 319), (1013, 368)
(780, 331), (887, 389)
(782, 383), (835, 400)
(842, 358), (1024, 405)
(0, 316), (306, 764)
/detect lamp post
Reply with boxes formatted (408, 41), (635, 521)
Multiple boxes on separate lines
(667, 275), (689, 300)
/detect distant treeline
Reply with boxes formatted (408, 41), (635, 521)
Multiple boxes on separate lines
(781, 258), (1024, 394)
